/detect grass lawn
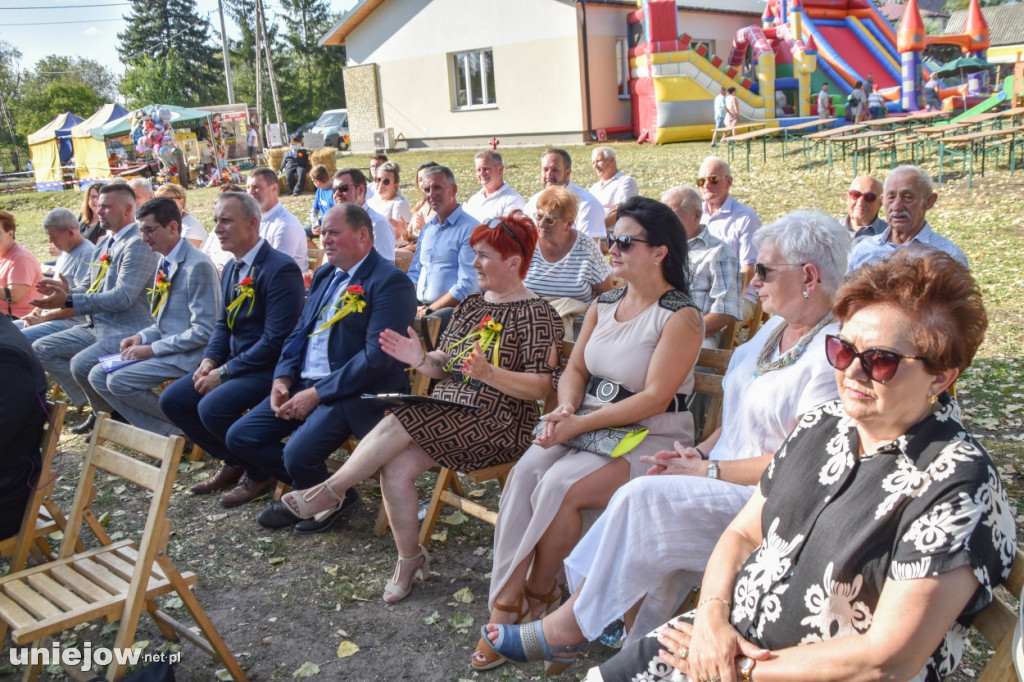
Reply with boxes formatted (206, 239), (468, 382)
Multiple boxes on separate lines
(1, 139), (1022, 680)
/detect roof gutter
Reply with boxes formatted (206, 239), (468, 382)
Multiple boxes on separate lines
(577, 0), (595, 141)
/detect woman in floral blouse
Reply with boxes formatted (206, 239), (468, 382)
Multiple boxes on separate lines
(586, 248), (1015, 682)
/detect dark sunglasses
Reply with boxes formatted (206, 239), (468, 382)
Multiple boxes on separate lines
(825, 335), (926, 383)
(376, 177), (392, 186)
(696, 175), (721, 187)
(606, 235), (651, 251)
(754, 262), (805, 280)
(332, 184), (351, 195)
(487, 218), (526, 257)
(848, 189), (878, 203)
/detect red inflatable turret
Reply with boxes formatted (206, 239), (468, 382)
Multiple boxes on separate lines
(963, 0), (991, 52)
(897, 0), (926, 53)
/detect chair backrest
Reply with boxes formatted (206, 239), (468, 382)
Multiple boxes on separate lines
(409, 315), (442, 396)
(541, 341), (575, 415)
(58, 414), (184, 562)
(308, 247), (325, 272)
(2, 401), (68, 569)
(692, 347), (732, 436)
(975, 549), (1024, 681)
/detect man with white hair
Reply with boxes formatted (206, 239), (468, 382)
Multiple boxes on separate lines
(589, 146), (638, 227)
(523, 148), (606, 241)
(17, 208), (93, 344)
(662, 186), (742, 348)
(698, 156), (761, 321)
(848, 165), (967, 272)
(463, 150), (525, 221)
(128, 177), (154, 206)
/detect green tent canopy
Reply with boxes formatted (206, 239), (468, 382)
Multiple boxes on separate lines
(92, 104), (212, 140)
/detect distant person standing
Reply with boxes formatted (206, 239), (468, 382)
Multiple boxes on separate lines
(711, 87), (727, 146)
(868, 85), (887, 119)
(247, 124), (259, 166)
(925, 73), (942, 112)
(724, 87), (740, 129)
(817, 82), (831, 118)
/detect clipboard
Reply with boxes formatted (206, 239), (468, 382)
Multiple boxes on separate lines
(361, 393), (481, 409)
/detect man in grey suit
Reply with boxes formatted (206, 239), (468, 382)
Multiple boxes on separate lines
(31, 184), (159, 434)
(88, 197), (221, 436)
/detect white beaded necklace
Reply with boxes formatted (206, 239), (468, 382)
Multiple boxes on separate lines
(753, 312), (833, 377)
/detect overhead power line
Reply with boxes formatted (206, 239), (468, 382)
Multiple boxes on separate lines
(2, 16), (121, 25)
(0, 3), (129, 9)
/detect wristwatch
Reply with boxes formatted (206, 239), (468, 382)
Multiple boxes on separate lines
(706, 460), (720, 479)
(64, 294), (74, 309)
(737, 656), (756, 682)
(218, 365), (231, 382)
(424, 306), (434, 315)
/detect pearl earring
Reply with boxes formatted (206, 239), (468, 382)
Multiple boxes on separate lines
(802, 291), (809, 299)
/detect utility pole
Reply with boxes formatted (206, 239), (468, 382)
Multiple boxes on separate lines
(217, 0), (235, 104)
(256, 0), (285, 134)
(254, 2), (263, 140)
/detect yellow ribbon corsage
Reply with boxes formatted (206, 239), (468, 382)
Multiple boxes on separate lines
(147, 270), (171, 316)
(310, 284), (366, 336)
(225, 273), (257, 329)
(85, 253), (111, 294)
(444, 314), (502, 380)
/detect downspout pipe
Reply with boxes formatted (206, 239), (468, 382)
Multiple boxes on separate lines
(577, 0), (596, 141)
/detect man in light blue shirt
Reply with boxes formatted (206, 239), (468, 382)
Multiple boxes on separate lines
(405, 165), (479, 319)
(848, 165), (967, 272)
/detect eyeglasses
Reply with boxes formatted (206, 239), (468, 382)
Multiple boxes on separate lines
(825, 335), (927, 384)
(534, 212), (560, 227)
(606, 235), (651, 251)
(487, 218), (526, 257)
(848, 189), (878, 203)
(376, 177), (391, 186)
(697, 176), (721, 187)
(332, 184), (351, 195)
(139, 224), (166, 235)
(754, 262), (806, 280)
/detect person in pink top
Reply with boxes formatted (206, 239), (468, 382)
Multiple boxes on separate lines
(0, 211), (43, 320)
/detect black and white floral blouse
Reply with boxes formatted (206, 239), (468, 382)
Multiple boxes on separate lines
(593, 395), (1016, 682)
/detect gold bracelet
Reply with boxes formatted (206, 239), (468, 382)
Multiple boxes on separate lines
(697, 596), (731, 610)
(413, 353), (427, 369)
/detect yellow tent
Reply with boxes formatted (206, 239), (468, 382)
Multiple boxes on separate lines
(70, 104), (129, 180)
(27, 112), (83, 191)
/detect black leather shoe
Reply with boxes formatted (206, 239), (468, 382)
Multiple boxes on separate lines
(257, 501), (302, 529)
(70, 414), (96, 435)
(295, 488), (361, 534)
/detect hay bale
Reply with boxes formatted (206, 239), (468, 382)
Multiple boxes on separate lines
(310, 148), (337, 177)
(264, 146), (286, 172)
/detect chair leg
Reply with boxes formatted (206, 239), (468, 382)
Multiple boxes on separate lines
(146, 597), (181, 642)
(373, 503), (390, 537)
(418, 468), (459, 549)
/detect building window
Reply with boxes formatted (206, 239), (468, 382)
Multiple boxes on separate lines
(616, 37), (629, 99)
(690, 39), (713, 57)
(451, 49), (496, 110)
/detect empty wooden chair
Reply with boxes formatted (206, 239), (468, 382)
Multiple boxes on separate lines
(0, 414), (247, 682)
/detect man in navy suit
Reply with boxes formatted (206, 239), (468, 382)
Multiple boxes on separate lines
(226, 203), (417, 532)
(160, 192), (305, 504)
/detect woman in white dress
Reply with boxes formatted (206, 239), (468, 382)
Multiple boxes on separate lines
(481, 210), (851, 674)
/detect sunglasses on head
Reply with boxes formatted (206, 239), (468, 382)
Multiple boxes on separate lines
(697, 175), (721, 187)
(825, 335), (926, 383)
(754, 262), (806, 280)
(606, 235), (651, 251)
(376, 177), (391, 186)
(332, 184), (351, 195)
(848, 189), (878, 203)
(487, 218), (526, 257)
(534, 211), (560, 227)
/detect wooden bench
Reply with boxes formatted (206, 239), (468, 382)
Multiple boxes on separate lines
(975, 548), (1024, 681)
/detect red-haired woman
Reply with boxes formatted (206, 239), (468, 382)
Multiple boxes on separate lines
(261, 209), (563, 603)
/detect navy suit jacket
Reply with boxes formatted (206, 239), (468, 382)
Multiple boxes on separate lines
(276, 247), (417, 405)
(204, 241), (305, 380)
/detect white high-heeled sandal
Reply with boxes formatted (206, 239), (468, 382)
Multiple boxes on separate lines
(383, 544), (430, 604)
(281, 482), (346, 522)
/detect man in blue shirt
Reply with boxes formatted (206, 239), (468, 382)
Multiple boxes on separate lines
(848, 165), (967, 272)
(405, 165), (479, 321)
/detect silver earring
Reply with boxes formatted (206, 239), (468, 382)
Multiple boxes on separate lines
(802, 291), (809, 299)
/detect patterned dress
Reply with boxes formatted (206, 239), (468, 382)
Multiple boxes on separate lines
(393, 294), (562, 472)
(590, 396), (1016, 682)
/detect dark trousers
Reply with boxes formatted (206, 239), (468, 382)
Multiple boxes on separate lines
(284, 167), (307, 195)
(224, 382), (358, 489)
(159, 373), (271, 465)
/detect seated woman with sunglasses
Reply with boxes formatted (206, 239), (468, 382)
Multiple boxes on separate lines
(585, 247), (1014, 682)
(368, 161), (413, 239)
(481, 210), (848, 674)
(523, 186), (615, 341)
(473, 196), (704, 671)
(259, 210), (562, 603)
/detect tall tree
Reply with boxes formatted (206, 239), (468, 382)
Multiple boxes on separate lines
(117, 0), (224, 105)
(16, 82), (102, 137)
(25, 56), (118, 103)
(224, 0), (283, 122)
(275, 0), (346, 126)
(0, 41), (23, 149)
(942, 0), (1017, 10)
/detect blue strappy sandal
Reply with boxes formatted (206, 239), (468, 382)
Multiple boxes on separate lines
(483, 620), (583, 675)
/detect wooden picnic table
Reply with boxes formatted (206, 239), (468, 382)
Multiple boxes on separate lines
(827, 129), (905, 174)
(801, 124), (867, 169)
(936, 124), (1024, 187)
(778, 117), (838, 158)
(722, 126), (781, 171)
(902, 110), (950, 124)
(713, 121), (767, 139)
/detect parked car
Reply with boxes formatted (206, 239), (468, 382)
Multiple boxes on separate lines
(292, 120), (316, 141)
(311, 109), (349, 149)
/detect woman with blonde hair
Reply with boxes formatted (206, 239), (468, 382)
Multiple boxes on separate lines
(154, 183), (208, 247)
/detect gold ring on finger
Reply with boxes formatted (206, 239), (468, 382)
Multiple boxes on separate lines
(678, 648), (689, 660)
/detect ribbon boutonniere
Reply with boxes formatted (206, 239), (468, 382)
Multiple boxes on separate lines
(85, 253), (111, 294)
(443, 314), (502, 380)
(225, 271), (257, 329)
(310, 284), (367, 336)
(147, 270), (172, 316)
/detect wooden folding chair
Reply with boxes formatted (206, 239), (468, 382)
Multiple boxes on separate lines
(0, 414), (247, 682)
(307, 247), (325, 272)
(975, 549), (1024, 681)
(730, 299), (769, 348)
(0, 401), (71, 571)
(692, 347), (732, 437)
(417, 341), (575, 549)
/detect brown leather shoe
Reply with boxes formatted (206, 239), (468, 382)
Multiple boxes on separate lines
(191, 464), (244, 494)
(219, 476), (276, 508)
